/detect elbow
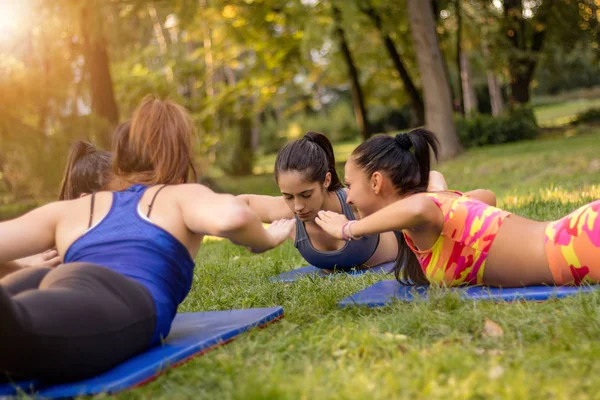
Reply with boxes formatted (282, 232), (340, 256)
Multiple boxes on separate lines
(487, 191), (497, 207)
(215, 198), (257, 234)
(480, 189), (497, 207)
(235, 194), (250, 205)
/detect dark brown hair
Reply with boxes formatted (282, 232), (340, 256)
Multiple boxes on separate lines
(274, 131), (343, 191)
(58, 141), (112, 200)
(112, 95), (197, 185)
(351, 128), (440, 285)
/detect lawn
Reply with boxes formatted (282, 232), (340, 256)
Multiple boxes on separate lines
(114, 129), (600, 399)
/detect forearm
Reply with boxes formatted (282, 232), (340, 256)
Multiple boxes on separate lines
(0, 204), (59, 264)
(346, 197), (432, 238)
(0, 261), (23, 279)
(222, 211), (277, 253)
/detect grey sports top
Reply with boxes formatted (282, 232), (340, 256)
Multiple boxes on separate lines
(294, 189), (380, 270)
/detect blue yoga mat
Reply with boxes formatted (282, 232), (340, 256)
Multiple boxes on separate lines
(270, 261), (395, 283)
(338, 280), (600, 307)
(0, 307), (283, 398)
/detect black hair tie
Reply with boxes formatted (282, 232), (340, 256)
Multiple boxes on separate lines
(394, 134), (412, 150)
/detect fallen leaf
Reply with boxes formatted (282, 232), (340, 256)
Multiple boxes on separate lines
(483, 318), (504, 338)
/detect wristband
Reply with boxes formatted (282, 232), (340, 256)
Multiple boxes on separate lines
(341, 221), (352, 241)
(346, 220), (359, 240)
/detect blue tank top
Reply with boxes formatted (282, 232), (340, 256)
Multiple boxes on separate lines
(294, 189), (380, 270)
(64, 184), (195, 345)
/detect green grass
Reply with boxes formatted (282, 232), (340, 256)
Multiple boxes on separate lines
(534, 98), (600, 127)
(98, 129), (600, 399)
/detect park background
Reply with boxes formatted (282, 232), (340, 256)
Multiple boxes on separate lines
(1, 0), (600, 398)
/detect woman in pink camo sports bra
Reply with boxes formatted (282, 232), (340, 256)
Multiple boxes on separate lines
(315, 128), (600, 288)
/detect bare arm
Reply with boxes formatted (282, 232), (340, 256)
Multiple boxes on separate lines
(464, 189), (497, 207)
(428, 170), (448, 191)
(0, 202), (62, 265)
(236, 194), (293, 223)
(0, 249), (61, 279)
(0, 261), (24, 279)
(179, 185), (293, 253)
(316, 193), (441, 240)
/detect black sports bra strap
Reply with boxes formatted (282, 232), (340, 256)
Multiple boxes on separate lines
(88, 192), (97, 229)
(147, 185), (168, 218)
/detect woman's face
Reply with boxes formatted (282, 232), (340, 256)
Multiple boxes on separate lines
(343, 158), (379, 217)
(278, 171), (328, 222)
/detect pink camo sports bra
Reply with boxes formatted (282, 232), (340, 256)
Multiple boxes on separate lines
(403, 191), (511, 286)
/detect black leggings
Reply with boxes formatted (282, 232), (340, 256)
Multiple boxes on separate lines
(0, 263), (156, 382)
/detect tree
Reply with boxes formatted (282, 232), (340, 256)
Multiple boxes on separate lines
(358, 0), (425, 127)
(81, 0), (120, 145)
(407, 0), (461, 160)
(502, 0), (555, 104)
(332, 4), (372, 139)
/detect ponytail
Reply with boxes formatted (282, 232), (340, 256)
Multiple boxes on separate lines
(352, 128), (439, 195)
(275, 131), (343, 191)
(394, 232), (428, 285)
(58, 141), (112, 200)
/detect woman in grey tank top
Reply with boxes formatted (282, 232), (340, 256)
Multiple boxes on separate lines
(238, 132), (448, 271)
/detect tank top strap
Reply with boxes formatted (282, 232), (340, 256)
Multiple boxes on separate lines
(88, 192), (97, 229)
(294, 215), (309, 246)
(334, 189), (355, 220)
(147, 184), (168, 218)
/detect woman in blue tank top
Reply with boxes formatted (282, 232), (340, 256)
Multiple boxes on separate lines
(238, 132), (449, 271)
(0, 96), (294, 382)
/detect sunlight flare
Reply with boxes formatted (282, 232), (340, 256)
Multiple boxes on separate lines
(0, 0), (30, 38)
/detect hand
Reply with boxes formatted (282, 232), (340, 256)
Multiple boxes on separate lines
(16, 249), (61, 269)
(315, 210), (349, 240)
(249, 219), (295, 253)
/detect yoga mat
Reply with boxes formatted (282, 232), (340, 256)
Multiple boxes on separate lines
(338, 280), (600, 307)
(270, 261), (395, 283)
(0, 307), (283, 398)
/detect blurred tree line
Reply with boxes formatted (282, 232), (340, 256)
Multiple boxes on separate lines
(0, 0), (599, 202)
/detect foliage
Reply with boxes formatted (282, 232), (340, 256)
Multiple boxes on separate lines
(572, 107), (600, 125)
(0, 200), (44, 221)
(455, 106), (538, 148)
(2, 0), (600, 197)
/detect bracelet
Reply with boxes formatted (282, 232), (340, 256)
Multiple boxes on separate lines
(346, 220), (360, 240)
(341, 222), (352, 241)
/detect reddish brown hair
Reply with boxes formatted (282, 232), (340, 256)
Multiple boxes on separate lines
(112, 96), (197, 185)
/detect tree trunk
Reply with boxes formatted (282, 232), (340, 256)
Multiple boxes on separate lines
(199, 0), (215, 98)
(460, 50), (478, 115)
(358, 0), (424, 127)
(455, 0), (464, 116)
(504, 0), (551, 105)
(481, 41), (504, 116)
(81, 1), (119, 146)
(228, 116), (254, 176)
(487, 72), (504, 116)
(332, 5), (372, 140)
(407, 0), (461, 160)
(148, 1), (174, 83)
(0, 153), (13, 193)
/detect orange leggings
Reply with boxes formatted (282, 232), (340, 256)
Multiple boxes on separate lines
(544, 200), (600, 285)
